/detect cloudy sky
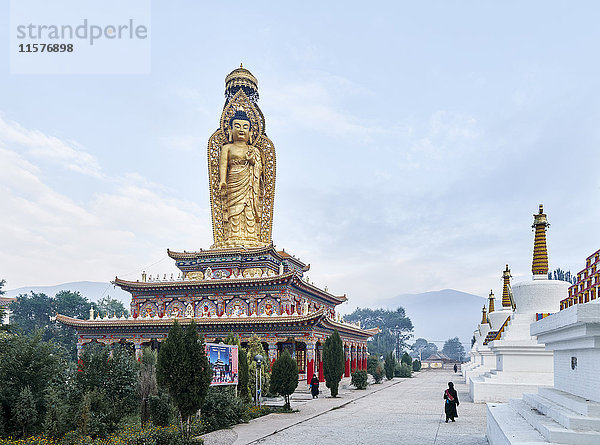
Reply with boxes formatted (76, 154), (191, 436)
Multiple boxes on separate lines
(1, 1), (598, 312)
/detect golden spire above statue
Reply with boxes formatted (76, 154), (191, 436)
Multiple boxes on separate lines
(207, 66), (276, 249)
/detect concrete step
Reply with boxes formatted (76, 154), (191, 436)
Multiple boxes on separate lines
(510, 398), (600, 445)
(486, 403), (551, 445)
(523, 393), (600, 431)
(538, 387), (600, 418)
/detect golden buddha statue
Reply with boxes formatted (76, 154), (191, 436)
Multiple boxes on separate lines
(208, 66), (276, 249)
(219, 110), (263, 245)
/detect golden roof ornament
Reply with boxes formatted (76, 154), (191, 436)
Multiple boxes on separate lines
(225, 64), (259, 104)
(208, 66), (276, 249)
(488, 290), (495, 313)
(501, 264), (512, 307)
(481, 305), (487, 324)
(532, 204), (550, 278)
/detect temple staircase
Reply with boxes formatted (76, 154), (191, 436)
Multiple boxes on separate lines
(488, 387), (600, 444)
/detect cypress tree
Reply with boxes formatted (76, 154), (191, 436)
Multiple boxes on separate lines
(323, 330), (345, 397)
(384, 352), (395, 380)
(401, 352), (412, 367)
(238, 349), (249, 401)
(13, 386), (37, 437)
(157, 320), (212, 437)
(270, 350), (298, 409)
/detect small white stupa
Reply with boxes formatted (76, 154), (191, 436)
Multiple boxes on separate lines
(464, 305), (495, 384)
(463, 269), (513, 385)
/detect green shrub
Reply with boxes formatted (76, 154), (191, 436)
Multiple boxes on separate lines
(200, 387), (246, 432)
(149, 392), (174, 427)
(373, 364), (384, 384)
(0, 424), (204, 445)
(384, 352), (395, 380)
(412, 359), (421, 372)
(395, 363), (412, 378)
(245, 405), (272, 420)
(366, 356), (379, 375)
(351, 370), (368, 389)
(401, 352), (412, 367)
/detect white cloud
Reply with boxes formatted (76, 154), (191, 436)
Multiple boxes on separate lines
(0, 119), (210, 289)
(0, 115), (102, 177)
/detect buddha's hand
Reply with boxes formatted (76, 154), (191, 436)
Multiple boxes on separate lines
(219, 181), (227, 195)
(246, 150), (255, 165)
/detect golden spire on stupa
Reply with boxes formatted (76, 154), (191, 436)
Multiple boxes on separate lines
(501, 264), (512, 308)
(488, 290), (495, 313)
(532, 204), (550, 279)
(481, 305), (488, 324)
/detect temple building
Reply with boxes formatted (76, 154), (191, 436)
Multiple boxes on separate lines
(561, 248), (600, 309)
(57, 66), (376, 383)
(0, 295), (15, 325)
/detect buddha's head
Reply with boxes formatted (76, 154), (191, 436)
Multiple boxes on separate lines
(229, 110), (252, 143)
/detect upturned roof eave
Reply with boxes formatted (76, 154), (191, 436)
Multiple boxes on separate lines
(56, 308), (326, 329)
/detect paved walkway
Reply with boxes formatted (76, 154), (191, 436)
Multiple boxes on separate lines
(201, 369), (488, 445)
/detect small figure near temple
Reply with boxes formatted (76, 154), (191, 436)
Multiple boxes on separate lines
(453, 363), (458, 373)
(444, 382), (459, 422)
(310, 373), (320, 398)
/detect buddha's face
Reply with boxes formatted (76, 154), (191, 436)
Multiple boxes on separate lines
(231, 119), (251, 142)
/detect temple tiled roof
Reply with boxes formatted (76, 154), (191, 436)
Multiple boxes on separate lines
(167, 245), (274, 259)
(323, 317), (380, 337)
(113, 273), (347, 305)
(113, 272), (295, 291)
(167, 246), (309, 271)
(56, 308), (326, 328)
(291, 275), (347, 303)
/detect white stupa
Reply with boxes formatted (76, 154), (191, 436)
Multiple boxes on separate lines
(470, 205), (570, 403)
(488, 249), (600, 445)
(464, 288), (511, 385)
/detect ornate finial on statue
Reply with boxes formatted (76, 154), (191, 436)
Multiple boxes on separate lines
(240, 62), (243, 68)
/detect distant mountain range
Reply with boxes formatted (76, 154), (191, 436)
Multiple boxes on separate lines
(6, 282), (484, 349)
(373, 289), (486, 349)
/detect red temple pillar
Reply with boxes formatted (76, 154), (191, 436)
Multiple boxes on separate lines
(344, 345), (351, 377)
(306, 342), (315, 384)
(362, 346), (368, 370)
(351, 346), (357, 373)
(318, 343), (324, 382)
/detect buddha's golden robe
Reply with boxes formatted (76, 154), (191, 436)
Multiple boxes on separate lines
(223, 146), (262, 243)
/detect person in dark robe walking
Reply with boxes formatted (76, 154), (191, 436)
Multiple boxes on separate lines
(444, 381), (459, 422)
(453, 363), (458, 373)
(310, 374), (320, 398)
